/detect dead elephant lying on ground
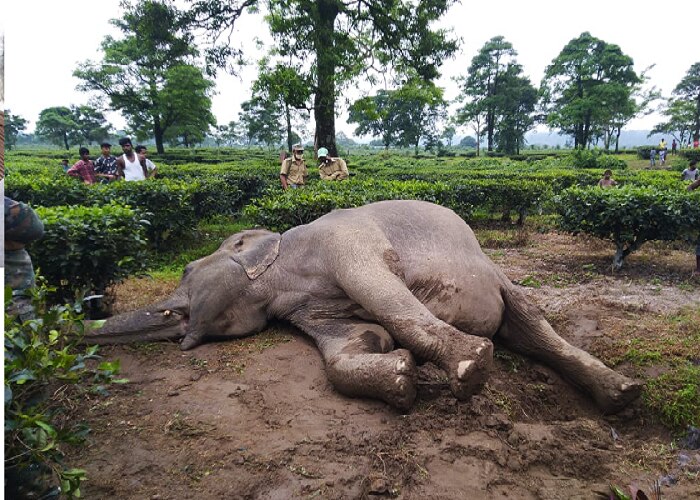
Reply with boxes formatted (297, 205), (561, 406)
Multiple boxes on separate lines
(88, 200), (641, 413)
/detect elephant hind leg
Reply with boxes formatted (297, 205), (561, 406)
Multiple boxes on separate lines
(497, 285), (642, 414)
(317, 323), (418, 412)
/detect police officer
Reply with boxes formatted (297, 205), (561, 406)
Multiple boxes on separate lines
(4, 197), (44, 320)
(317, 147), (349, 181)
(280, 143), (308, 189)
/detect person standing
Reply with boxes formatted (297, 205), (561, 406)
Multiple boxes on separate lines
(135, 145), (158, 178)
(66, 147), (98, 184)
(116, 137), (150, 181)
(280, 143), (307, 189)
(658, 138), (667, 166)
(317, 147), (349, 181)
(649, 147), (656, 168)
(671, 139), (677, 155)
(5, 197), (44, 320)
(94, 142), (120, 182)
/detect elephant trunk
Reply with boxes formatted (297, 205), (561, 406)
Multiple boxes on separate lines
(84, 294), (189, 345)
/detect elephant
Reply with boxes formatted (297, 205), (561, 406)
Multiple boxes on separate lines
(88, 200), (641, 413)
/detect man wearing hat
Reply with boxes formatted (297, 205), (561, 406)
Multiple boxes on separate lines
(317, 147), (349, 181)
(94, 141), (119, 182)
(280, 143), (308, 189)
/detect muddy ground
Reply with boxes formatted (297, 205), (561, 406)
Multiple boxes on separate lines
(66, 231), (700, 499)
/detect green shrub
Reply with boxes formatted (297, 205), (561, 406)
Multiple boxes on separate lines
(556, 186), (700, 269)
(5, 283), (125, 499)
(31, 203), (149, 302)
(644, 364), (700, 429)
(680, 148), (700, 162)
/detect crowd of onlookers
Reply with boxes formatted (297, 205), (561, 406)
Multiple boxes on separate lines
(63, 137), (157, 184)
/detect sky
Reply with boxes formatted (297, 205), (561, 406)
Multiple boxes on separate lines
(2, 0), (700, 140)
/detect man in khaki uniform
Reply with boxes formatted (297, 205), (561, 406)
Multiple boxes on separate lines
(280, 143), (308, 189)
(317, 147), (349, 181)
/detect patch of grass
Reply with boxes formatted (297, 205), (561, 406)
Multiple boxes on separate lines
(494, 349), (523, 373)
(474, 228), (530, 249)
(518, 275), (542, 288)
(599, 308), (700, 429)
(644, 363), (700, 428)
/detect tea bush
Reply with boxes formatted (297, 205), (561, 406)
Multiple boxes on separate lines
(556, 186), (700, 269)
(5, 283), (124, 499)
(31, 203), (149, 302)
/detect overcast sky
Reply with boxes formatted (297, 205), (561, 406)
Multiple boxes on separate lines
(2, 0), (699, 139)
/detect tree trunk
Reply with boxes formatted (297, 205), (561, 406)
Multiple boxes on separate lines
(615, 127), (621, 153)
(154, 116), (165, 154)
(63, 132), (69, 150)
(313, 1), (339, 157)
(486, 110), (494, 151)
(285, 102), (293, 153)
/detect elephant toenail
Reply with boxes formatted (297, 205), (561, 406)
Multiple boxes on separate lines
(458, 360), (474, 379)
(475, 346), (483, 356)
(397, 360), (407, 371)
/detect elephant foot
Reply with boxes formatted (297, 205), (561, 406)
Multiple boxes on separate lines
(381, 349), (418, 412)
(441, 335), (494, 401)
(593, 374), (643, 414)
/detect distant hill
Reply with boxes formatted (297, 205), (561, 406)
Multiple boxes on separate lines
(523, 130), (672, 149)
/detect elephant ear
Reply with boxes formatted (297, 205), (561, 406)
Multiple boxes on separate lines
(230, 231), (281, 280)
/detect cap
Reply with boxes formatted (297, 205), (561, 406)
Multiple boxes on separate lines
(292, 143), (303, 151)
(317, 147), (329, 158)
(100, 142), (112, 148)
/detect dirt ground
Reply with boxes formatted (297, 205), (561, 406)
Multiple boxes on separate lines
(66, 231), (700, 499)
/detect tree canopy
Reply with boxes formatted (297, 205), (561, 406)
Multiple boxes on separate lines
(672, 62), (700, 141)
(35, 106), (111, 150)
(3, 110), (28, 151)
(74, 0), (215, 153)
(540, 32), (641, 149)
(187, 0), (458, 156)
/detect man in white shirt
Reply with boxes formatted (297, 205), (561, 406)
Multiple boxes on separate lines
(135, 145), (158, 178)
(115, 137), (153, 181)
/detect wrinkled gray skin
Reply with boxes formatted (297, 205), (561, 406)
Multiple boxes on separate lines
(89, 200), (641, 413)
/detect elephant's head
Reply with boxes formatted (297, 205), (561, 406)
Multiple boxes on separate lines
(87, 229), (281, 350)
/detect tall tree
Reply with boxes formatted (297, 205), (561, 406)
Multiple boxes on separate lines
(455, 100), (486, 157)
(348, 90), (395, 149)
(540, 32), (641, 149)
(239, 96), (285, 147)
(69, 105), (112, 146)
(651, 98), (696, 147)
(391, 79), (446, 154)
(253, 60), (312, 153)
(74, 0), (215, 153)
(672, 62), (700, 141)
(186, 0), (458, 156)
(3, 110), (28, 150)
(457, 36), (518, 152)
(493, 66), (537, 154)
(35, 107), (76, 150)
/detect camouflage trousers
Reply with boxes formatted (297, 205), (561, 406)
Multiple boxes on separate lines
(5, 249), (37, 321)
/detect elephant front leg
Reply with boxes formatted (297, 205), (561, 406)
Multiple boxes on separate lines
(297, 320), (418, 411)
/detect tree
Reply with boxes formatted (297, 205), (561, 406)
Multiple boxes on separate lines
(186, 0), (458, 156)
(459, 135), (477, 148)
(455, 101), (486, 156)
(239, 96), (285, 147)
(74, 0), (215, 153)
(212, 121), (242, 147)
(391, 79), (446, 154)
(672, 62), (700, 141)
(348, 90), (395, 149)
(651, 98), (696, 147)
(36, 107), (76, 150)
(456, 36), (518, 152)
(253, 60), (312, 153)
(3, 110), (28, 150)
(540, 32), (641, 149)
(493, 66), (537, 154)
(69, 105), (112, 146)
(441, 125), (456, 147)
